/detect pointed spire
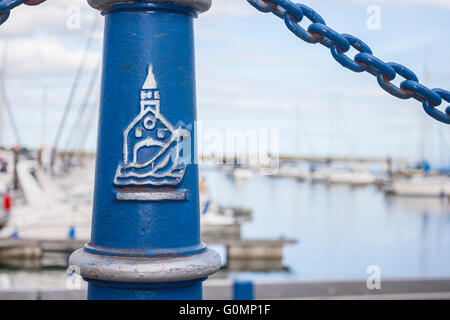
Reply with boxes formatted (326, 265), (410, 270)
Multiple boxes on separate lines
(142, 64), (158, 89)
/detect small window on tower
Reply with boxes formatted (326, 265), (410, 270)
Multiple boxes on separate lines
(141, 91), (152, 99)
(135, 128), (143, 138)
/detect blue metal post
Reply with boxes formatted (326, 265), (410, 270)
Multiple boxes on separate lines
(233, 280), (254, 300)
(70, 0), (220, 300)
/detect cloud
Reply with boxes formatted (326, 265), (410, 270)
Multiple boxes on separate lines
(201, 0), (450, 19)
(0, 1), (102, 78)
(203, 0), (450, 16)
(1, 0), (101, 37)
(338, 0), (450, 9)
(1, 37), (100, 78)
(202, 0), (255, 19)
(0, 0), (447, 162)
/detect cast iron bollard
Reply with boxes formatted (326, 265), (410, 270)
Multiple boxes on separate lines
(69, 0), (221, 300)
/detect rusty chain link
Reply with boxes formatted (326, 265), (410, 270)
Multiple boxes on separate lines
(248, 0), (450, 124)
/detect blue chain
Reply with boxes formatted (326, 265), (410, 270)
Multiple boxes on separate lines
(0, 0), (46, 26)
(248, 0), (450, 125)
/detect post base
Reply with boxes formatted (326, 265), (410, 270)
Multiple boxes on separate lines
(70, 248), (221, 299)
(70, 247), (221, 283)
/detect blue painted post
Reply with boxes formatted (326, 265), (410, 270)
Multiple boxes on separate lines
(233, 280), (254, 300)
(70, 0), (220, 300)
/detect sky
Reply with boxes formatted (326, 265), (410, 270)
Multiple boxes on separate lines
(0, 0), (449, 165)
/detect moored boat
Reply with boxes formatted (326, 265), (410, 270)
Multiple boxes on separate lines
(328, 164), (376, 186)
(387, 175), (450, 197)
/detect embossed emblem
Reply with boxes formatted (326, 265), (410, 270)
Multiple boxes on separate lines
(114, 65), (189, 201)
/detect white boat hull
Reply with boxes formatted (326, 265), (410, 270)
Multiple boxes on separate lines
(329, 171), (376, 186)
(391, 177), (450, 197)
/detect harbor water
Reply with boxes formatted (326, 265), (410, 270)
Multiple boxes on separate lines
(205, 169), (450, 280)
(1, 166), (449, 290)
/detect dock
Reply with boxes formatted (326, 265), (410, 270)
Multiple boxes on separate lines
(1, 278), (450, 300)
(0, 238), (84, 257)
(201, 224), (241, 241)
(0, 237), (296, 271)
(201, 155), (410, 164)
(205, 278), (450, 300)
(208, 238), (297, 271)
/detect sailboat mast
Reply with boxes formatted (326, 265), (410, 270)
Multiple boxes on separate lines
(420, 48), (429, 164)
(41, 85), (47, 149)
(0, 43), (6, 149)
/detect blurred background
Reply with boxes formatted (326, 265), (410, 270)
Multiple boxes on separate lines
(0, 0), (448, 299)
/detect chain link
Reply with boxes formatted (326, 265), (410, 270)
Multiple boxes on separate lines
(0, 0), (46, 26)
(248, 0), (450, 124)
